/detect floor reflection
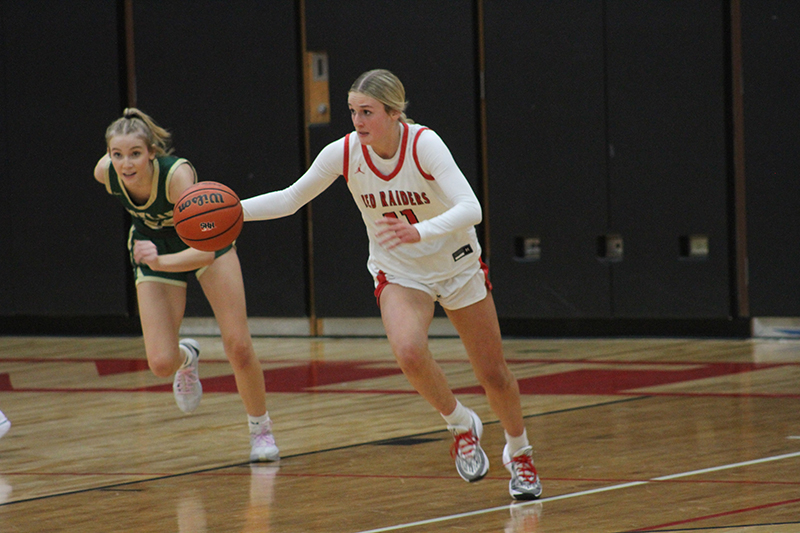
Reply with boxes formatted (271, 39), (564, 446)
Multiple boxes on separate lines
(175, 464), (279, 533)
(505, 501), (542, 533)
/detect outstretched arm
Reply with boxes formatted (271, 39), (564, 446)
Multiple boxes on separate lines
(242, 139), (344, 221)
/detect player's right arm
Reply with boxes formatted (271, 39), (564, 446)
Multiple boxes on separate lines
(93, 154), (111, 184)
(241, 139), (344, 221)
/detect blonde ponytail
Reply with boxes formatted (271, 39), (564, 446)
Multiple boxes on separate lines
(105, 108), (174, 156)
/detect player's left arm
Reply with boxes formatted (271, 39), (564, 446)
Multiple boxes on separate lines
(409, 131), (482, 241)
(167, 161), (197, 202)
(133, 240), (215, 272)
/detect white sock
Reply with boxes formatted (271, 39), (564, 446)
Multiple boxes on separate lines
(441, 400), (473, 429)
(248, 413), (270, 433)
(505, 428), (529, 456)
(179, 344), (193, 368)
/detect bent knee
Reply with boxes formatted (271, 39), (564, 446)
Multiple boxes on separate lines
(148, 354), (178, 378)
(476, 364), (517, 392)
(224, 338), (257, 371)
(392, 342), (430, 374)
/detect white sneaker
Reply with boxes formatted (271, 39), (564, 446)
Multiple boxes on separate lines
(448, 409), (489, 482)
(250, 420), (280, 462)
(0, 411), (9, 439)
(503, 444), (543, 500)
(173, 339), (202, 414)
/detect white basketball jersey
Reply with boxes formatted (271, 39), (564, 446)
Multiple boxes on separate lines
(343, 122), (481, 283)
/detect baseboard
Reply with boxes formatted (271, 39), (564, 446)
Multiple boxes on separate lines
(498, 317), (751, 338)
(0, 315), (752, 338)
(751, 317), (800, 338)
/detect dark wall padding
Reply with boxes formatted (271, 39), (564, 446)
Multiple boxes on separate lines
(605, 0), (730, 318)
(486, 0), (730, 319)
(742, 1), (800, 315)
(1, 2), (128, 316)
(485, 1), (611, 318)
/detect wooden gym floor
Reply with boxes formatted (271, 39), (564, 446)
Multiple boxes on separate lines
(0, 335), (798, 532)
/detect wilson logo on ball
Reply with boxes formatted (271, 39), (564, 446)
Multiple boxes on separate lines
(176, 192), (226, 213)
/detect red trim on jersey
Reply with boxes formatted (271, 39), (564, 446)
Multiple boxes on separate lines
(412, 127), (435, 180)
(362, 122), (410, 181)
(374, 270), (389, 306)
(343, 133), (351, 183)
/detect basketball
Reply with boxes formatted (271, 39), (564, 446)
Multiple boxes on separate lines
(173, 181), (243, 252)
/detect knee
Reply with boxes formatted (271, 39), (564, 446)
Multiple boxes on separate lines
(476, 363), (517, 393)
(148, 352), (178, 378)
(392, 340), (430, 375)
(224, 337), (257, 371)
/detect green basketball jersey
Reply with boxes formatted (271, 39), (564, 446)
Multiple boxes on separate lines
(102, 155), (196, 236)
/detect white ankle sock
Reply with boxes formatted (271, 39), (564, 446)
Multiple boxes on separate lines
(179, 344), (193, 368)
(505, 428), (529, 456)
(442, 400), (473, 428)
(248, 413), (270, 432)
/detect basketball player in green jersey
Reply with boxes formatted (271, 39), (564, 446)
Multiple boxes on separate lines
(94, 108), (279, 462)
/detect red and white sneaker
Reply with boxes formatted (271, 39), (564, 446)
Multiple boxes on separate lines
(503, 444), (543, 500)
(448, 409), (489, 482)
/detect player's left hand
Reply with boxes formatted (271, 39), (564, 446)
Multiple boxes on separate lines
(375, 216), (420, 249)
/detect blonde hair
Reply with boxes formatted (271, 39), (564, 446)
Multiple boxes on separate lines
(105, 108), (174, 156)
(349, 69), (414, 124)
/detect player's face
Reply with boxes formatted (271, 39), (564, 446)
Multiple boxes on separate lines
(348, 92), (401, 155)
(108, 134), (155, 185)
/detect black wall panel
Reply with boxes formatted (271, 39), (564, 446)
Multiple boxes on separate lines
(742, 1), (800, 316)
(305, 0), (478, 317)
(484, 1), (611, 318)
(605, 0), (730, 318)
(0, 8), (9, 311)
(133, 2), (305, 317)
(1, 2), (127, 316)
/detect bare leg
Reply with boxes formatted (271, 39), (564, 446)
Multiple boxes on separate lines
(199, 250), (267, 417)
(136, 281), (187, 378)
(379, 284), (457, 416)
(446, 292), (525, 437)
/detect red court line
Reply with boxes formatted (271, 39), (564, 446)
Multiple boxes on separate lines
(631, 496), (800, 531)
(1, 359), (797, 397)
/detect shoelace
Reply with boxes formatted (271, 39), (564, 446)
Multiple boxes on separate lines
(507, 453), (538, 484)
(252, 426), (276, 448)
(174, 367), (198, 394)
(450, 430), (478, 459)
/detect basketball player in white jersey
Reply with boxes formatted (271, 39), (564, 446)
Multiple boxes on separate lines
(242, 69), (541, 500)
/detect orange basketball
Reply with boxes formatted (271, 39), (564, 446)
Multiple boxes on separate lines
(173, 181), (243, 252)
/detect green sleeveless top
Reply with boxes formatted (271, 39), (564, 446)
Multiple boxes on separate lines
(103, 155), (196, 238)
